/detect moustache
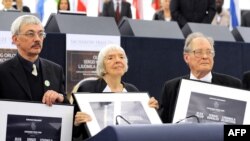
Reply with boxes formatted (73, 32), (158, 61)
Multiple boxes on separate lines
(31, 42), (42, 48)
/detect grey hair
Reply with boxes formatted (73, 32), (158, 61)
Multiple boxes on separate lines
(11, 15), (43, 35)
(96, 44), (128, 77)
(183, 32), (214, 53)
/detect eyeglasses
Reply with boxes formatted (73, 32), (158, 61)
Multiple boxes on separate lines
(191, 49), (215, 58)
(17, 32), (46, 38)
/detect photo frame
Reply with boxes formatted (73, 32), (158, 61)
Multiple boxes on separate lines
(73, 93), (162, 136)
(172, 79), (250, 124)
(0, 100), (74, 141)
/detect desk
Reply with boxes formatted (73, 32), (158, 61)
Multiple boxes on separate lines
(86, 124), (224, 141)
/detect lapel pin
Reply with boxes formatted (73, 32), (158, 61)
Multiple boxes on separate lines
(44, 80), (50, 87)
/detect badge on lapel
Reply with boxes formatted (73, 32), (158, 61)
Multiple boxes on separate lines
(44, 80), (50, 87)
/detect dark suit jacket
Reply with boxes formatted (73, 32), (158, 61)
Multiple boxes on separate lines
(241, 12), (250, 27)
(170, 0), (216, 28)
(13, 5), (31, 12)
(159, 72), (242, 123)
(242, 71), (250, 90)
(73, 78), (138, 140)
(153, 10), (166, 20)
(101, 1), (132, 21)
(77, 78), (138, 92)
(0, 55), (67, 102)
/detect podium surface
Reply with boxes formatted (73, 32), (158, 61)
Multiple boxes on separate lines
(45, 14), (120, 35)
(86, 124), (224, 141)
(182, 23), (235, 42)
(0, 12), (38, 31)
(119, 18), (184, 39)
(232, 27), (250, 43)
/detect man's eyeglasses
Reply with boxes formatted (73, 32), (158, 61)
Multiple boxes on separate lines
(17, 32), (46, 38)
(191, 49), (215, 58)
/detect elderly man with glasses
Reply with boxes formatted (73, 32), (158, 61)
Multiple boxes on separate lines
(0, 15), (68, 106)
(159, 32), (241, 123)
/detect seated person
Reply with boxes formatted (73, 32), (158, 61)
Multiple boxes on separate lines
(241, 11), (250, 27)
(159, 32), (241, 123)
(170, 0), (216, 28)
(211, 0), (230, 27)
(102, 0), (132, 24)
(72, 44), (158, 140)
(57, 0), (70, 12)
(1, 0), (16, 11)
(12, 0), (30, 12)
(153, 0), (172, 21)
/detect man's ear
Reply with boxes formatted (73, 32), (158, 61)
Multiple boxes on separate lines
(12, 35), (18, 45)
(183, 53), (189, 64)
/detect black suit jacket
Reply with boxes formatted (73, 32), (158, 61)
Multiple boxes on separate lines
(159, 72), (242, 123)
(170, 0), (216, 28)
(102, 1), (132, 21)
(153, 10), (165, 20)
(13, 5), (31, 12)
(241, 12), (250, 27)
(242, 71), (250, 90)
(73, 78), (138, 140)
(0, 55), (66, 102)
(77, 78), (138, 92)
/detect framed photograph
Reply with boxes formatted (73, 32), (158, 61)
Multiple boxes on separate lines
(73, 93), (162, 136)
(172, 79), (250, 124)
(0, 100), (74, 141)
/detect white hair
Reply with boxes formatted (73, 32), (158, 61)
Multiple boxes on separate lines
(96, 44), (128, 77)
(183, 32), (215, 53)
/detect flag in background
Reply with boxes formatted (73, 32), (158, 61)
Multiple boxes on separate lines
(230, 0), (240, 28)
(133, 0), (143, 19)
(77, 0), (87, 12)
(55, 0), (59, 4)
(36, 0), (57, 25)
(151, 0), (160, 10)
(36, 0), (45, 21)
(98, 0), (104, 16)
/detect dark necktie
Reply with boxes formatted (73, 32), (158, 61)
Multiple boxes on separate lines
(115, 2), (120, 24)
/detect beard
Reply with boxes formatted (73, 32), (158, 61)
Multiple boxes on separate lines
(216, 7), (222, 14)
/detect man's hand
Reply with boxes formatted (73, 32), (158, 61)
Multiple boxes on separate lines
(42, 90), (64, 106)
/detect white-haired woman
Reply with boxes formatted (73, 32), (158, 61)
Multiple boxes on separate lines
(73, 44), (158, 140)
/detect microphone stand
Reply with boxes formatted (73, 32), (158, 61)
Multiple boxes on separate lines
(115, 115), (131, 125)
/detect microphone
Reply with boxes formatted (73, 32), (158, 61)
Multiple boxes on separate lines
(175, 115), (200, 123)
(115, 115), (131, 125)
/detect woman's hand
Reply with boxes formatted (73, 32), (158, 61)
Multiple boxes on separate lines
(74, 112), (92, 126)
(148, 97), (159, 109)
